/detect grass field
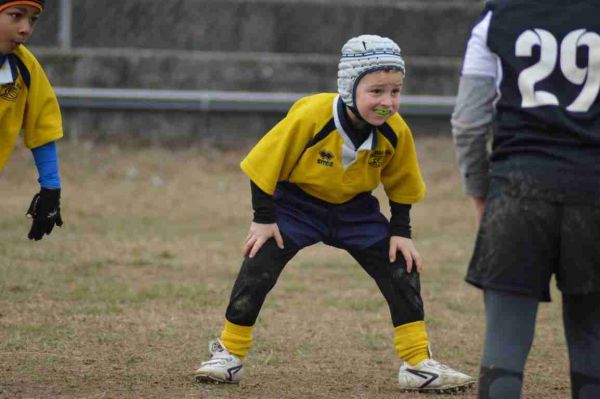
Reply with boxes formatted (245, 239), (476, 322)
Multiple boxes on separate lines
(1, 137), (570, 398)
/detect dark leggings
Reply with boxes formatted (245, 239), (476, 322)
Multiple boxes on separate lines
(225, 237), (424, 328)
(479, 290), (600, 399)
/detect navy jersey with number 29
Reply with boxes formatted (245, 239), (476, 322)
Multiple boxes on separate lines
(466, 0), (600, 195)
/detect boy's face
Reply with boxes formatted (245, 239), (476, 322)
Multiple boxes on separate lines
(0, 5), (40, 54)
(354, 70), (404, 126)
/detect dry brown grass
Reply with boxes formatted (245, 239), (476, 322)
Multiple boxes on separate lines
(0, 137), (569, 398)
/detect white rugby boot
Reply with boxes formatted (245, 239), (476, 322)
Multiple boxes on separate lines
(398, 358), (475, 393)
(194, 339), (244, 384)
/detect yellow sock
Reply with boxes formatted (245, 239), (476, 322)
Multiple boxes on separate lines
(393, 320), (430, 366)
(220, 320), (253, 359)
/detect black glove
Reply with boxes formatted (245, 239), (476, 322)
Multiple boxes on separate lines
(26, 188), (63, 241)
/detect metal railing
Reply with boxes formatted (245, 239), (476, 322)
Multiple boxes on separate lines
(54, 87), (456, 116)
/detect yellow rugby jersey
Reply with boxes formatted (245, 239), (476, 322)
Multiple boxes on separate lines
(0, 45), (63, 172)
(241, 93), (426, 204)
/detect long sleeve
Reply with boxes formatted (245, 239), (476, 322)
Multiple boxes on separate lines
(451, 9), (498, 198)
(451, 75), (496, 197)
(31, 141), (61, 189)
(389, 200), (411, 238)
(250, 180), (276, 224)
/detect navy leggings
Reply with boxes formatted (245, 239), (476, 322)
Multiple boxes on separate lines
(225, 236), (424, 328)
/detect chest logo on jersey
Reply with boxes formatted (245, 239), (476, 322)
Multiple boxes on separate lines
(317, 150), (334, 167)
(368, 149), (392, 168)
(0, 82), (20, 102)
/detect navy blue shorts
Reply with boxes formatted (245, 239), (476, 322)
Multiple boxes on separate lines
(273, 183), (390, 250)
(467, 180), (600, 302)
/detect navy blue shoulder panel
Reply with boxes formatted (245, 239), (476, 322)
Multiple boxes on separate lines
(305, 118), (337, 149)
(9, 54), (31, 89)
(378, 123), (398, 148)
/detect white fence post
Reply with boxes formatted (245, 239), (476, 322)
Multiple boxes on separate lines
(58, 0), (72, 49)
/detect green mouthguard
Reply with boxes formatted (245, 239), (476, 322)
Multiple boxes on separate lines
(374, 109), (390, 116)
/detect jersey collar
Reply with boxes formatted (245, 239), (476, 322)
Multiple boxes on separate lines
(333, 95), (377, 167)
(0, 55), (15, 84)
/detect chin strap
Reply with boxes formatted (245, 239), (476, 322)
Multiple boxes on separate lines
(344, 102), (375, 130)
(346, 103), (367, 123)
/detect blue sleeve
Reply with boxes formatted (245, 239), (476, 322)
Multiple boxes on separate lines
(31, 141), (61, 189)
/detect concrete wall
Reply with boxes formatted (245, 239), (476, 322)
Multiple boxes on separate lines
(27, 0), (484, 141)
(33, 0), (481, 56)
(31, 0), (481, 93)
(32, 48), (462, 95)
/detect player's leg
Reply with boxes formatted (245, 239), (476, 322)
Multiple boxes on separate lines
(223, 235), (300, 350)
(349, 238), (474, 392)
(559, 202), (600, 398)
(336, 195), (428, 367)
(194, 236), (299, 383)
(478, 289), (538, 399)
(467, 180), (560, 397)
(195, 183), (326, 383)
(349, 239), (426, 360)
(563, 292), (600, 399)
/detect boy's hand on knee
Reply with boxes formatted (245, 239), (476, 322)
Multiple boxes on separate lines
(389, 236), (423, 273)
(243, 222), (284, 258)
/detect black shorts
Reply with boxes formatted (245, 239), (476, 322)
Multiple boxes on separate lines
(466, 180), (600, 302)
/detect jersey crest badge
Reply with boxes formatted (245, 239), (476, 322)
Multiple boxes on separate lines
(0, 82), (20, 102)
(368, 149), (391, 168)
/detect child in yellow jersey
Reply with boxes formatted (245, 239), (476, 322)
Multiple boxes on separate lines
(0, 0), (63, 241)
(194, 34), (474, 393)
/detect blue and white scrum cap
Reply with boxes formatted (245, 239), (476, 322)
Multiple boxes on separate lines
(337, 34), (406, 108)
